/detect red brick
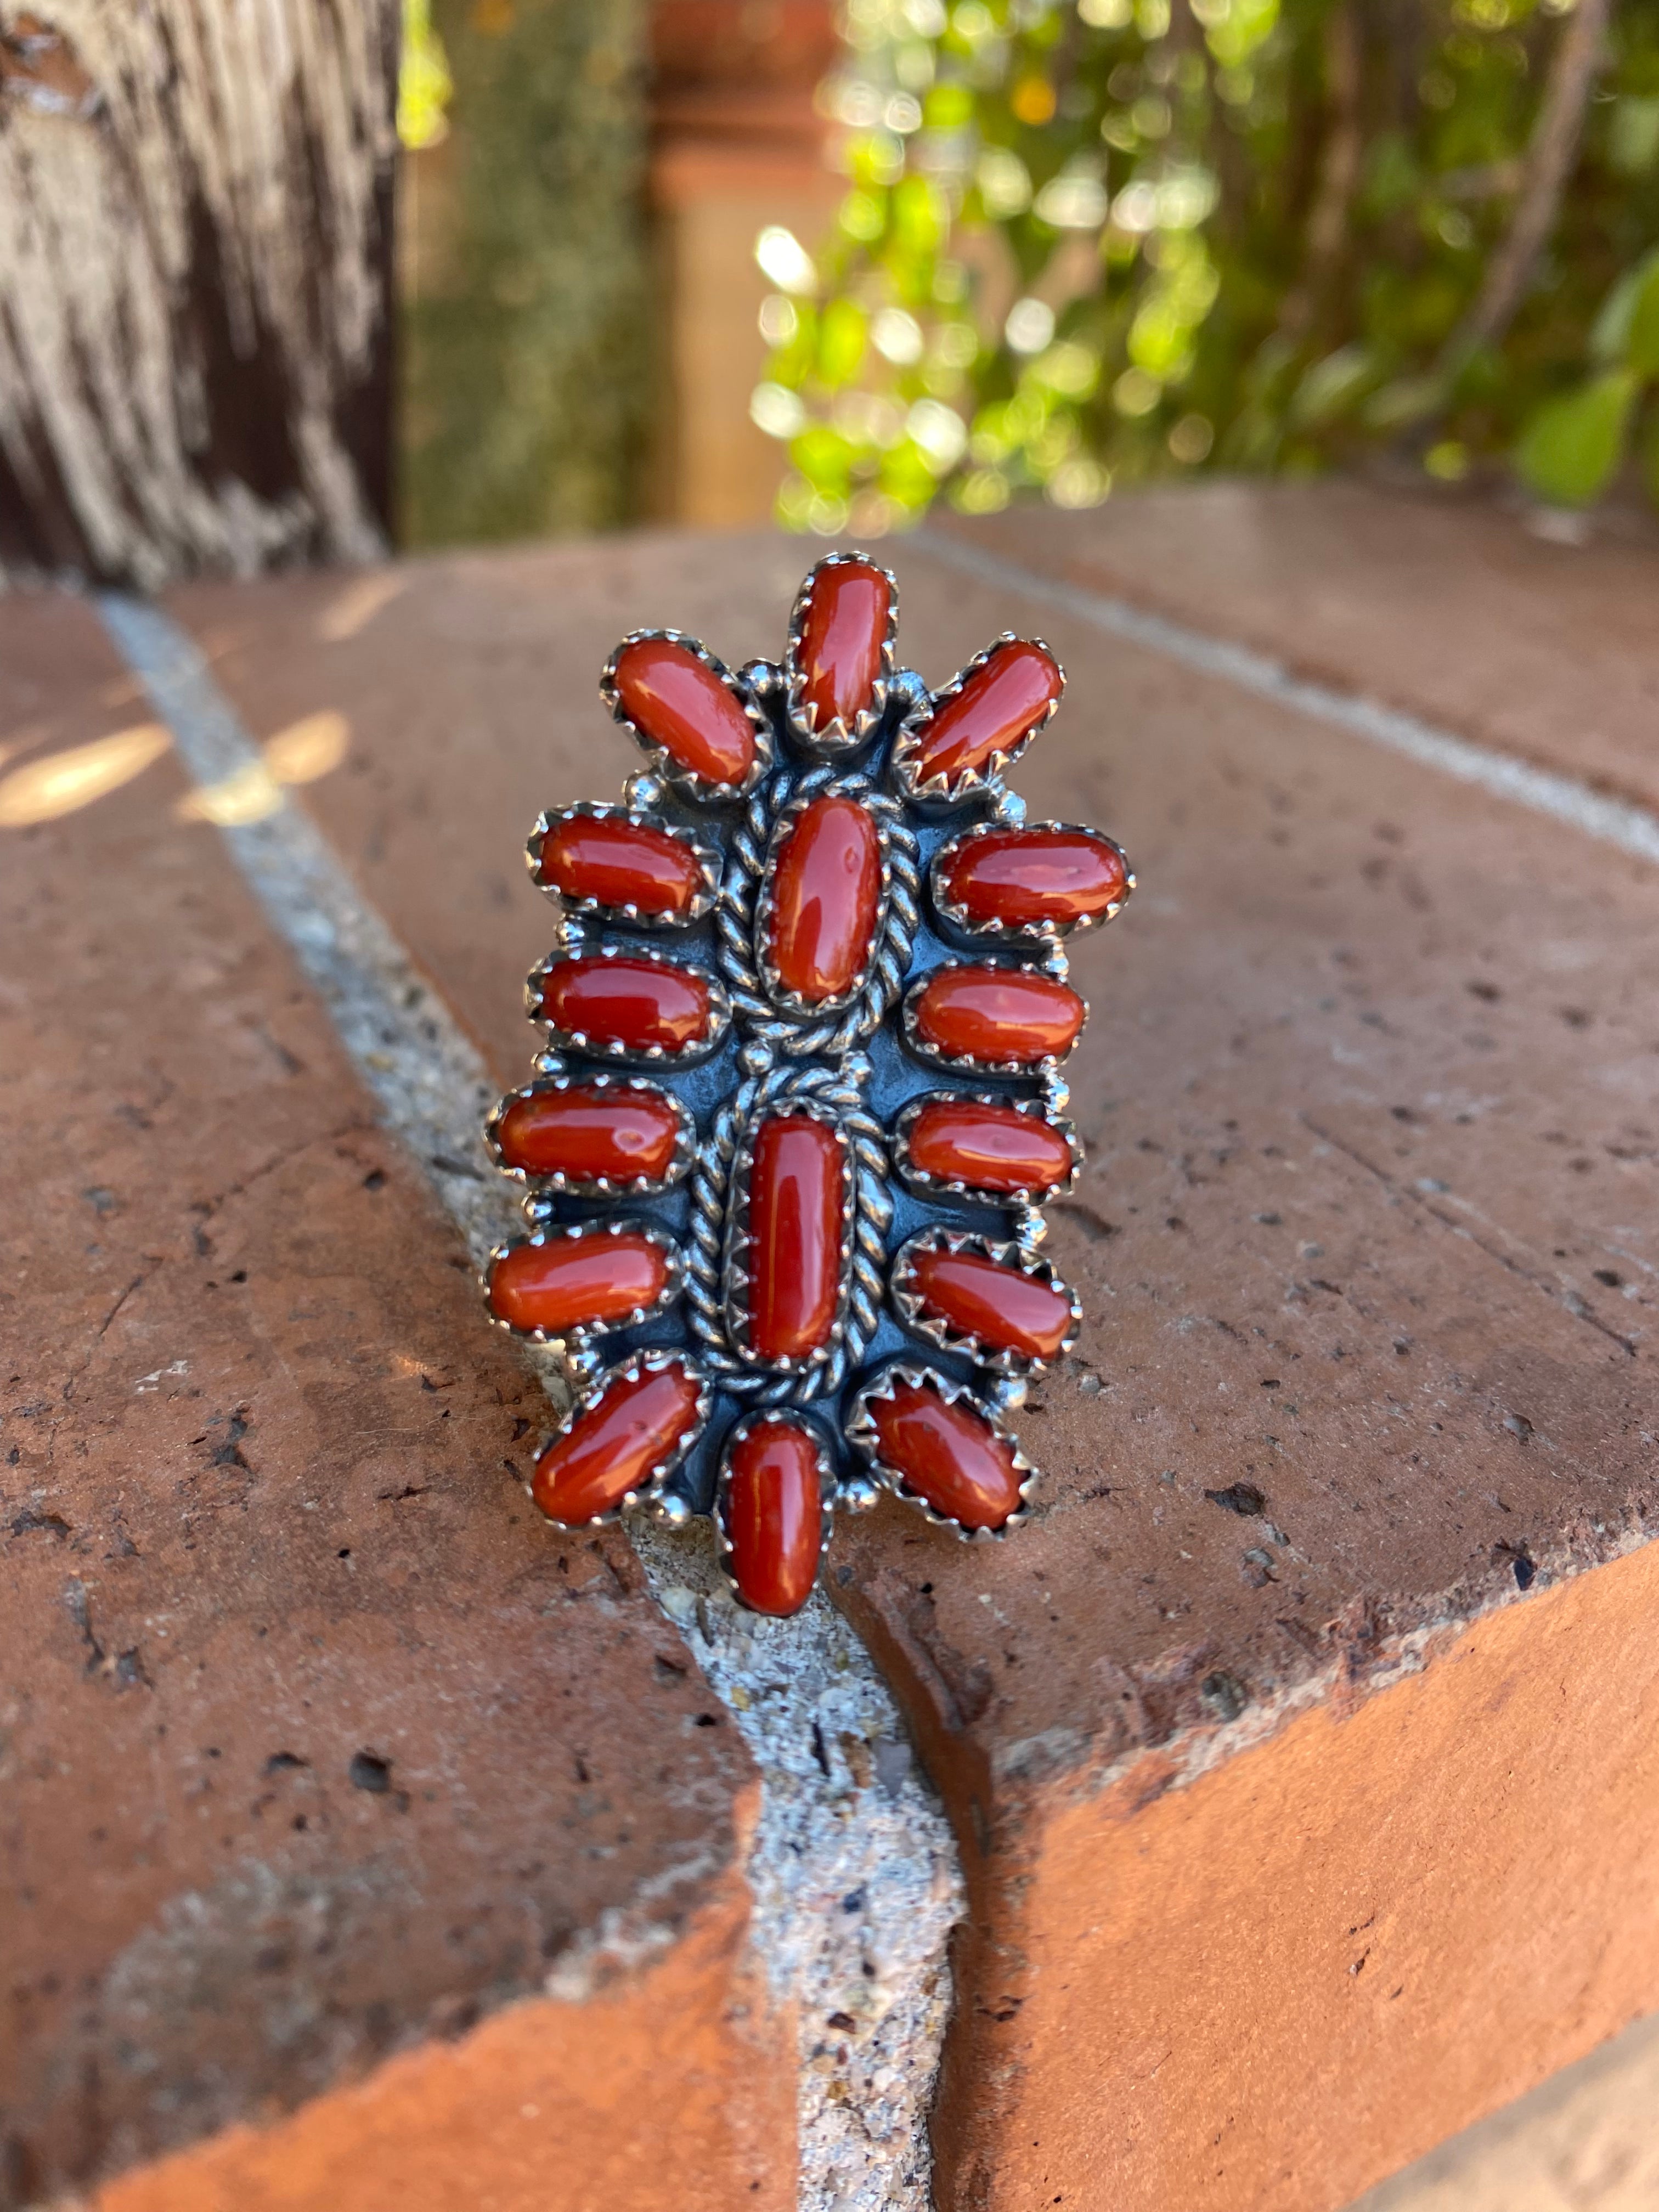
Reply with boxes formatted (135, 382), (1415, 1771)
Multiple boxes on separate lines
(0, 597), (792, 2209)
(167, 508), (1659, 2210)
(943, 480), (1659, 815)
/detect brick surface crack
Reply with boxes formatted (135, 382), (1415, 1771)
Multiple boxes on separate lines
(1302, 1114), (1637, 1359)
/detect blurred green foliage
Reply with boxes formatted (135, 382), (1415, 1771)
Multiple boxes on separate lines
(399, 0), (651, 545)
(752, 0), (1659, 531)
(398, 0), (453, 151)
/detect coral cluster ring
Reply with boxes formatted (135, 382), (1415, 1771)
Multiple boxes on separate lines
(483, 554), (1133, 1616)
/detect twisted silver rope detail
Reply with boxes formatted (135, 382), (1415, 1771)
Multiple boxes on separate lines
(715, 767), (919, 1059)
(685, 1058), (890, 1407)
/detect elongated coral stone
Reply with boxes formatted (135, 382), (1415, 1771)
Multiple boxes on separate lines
(767, 795), (882, 1003)
(912, 967), (1084, 1065)
(906, 1248), (1073, 1361)
(871, 1381), (1024, 1531)
(533, 1361), (702, 1523)
(747, 1114), (844, 1361)
(941, 828), (1128, 930)
(907, 1099), (1073, 1194)
(540, 813), (703, 917)
(612, 637), (755, 786)
(489, 1232), (668, 1336)
(796, 560), (890, 732)
(495, 1084), (681, 1184)
(541, 957), (713, 1054)
(912, 640), (1061, 786)
(724, 1422), (824, 1616)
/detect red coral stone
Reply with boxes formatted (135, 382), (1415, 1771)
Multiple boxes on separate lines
(540, 957), (713, 1054)
(912, 967), (1084, 1064)
(905, 1247), (1072, 1361)
(906, 1099), (1073, 1194)
(612, 637), (755, 787)
(495, 1084), (681, 1184)
(533, 1361), (702, 1523)
(539, 813), (704, 917)
(724, 1421), (824, 1616)
(870, 1380), (1024, 1530)
(766, 795), (882, 1003)
(489, 1232), (668, 1336)
(795, 560), (891, 732)
(911, 640), (1060, 787)
(941, 828), (1127, 930)
(747, 1114), (844, 1361)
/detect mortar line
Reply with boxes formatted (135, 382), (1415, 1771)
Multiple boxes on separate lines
(96, 589), (963, 2212)
(913, 529), (1659, 871)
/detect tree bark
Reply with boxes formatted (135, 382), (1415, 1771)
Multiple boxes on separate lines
(1275, 1), (1363, 348)
(1436, 0), (1614, 375)
(0, 1), (398, 589)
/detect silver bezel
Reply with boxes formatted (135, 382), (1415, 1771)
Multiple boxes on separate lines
(713, 1409), (837, 1612)
(721, 1098), (856, 1375)
(782, 550), (899, 756)
(527, 800), (721, 929)
(929, 819), (1135, 945)
(889, 1227), (1079, 1374)
(845, 1360), (1037, 1542)
(528, 941), (733, 1066)
(891, 1088), (1084, 1204)
(484, 1072), (696, 1197)
(752, 775), (895, 1020)
(890, 632), (1065, 806)
(715, 769), (921, 1062)
(531, 1350), (712, 1530)
(600, 628), (774, 804)
(486, 1218), (685, 1347)
(900, 959), (1086, 1077)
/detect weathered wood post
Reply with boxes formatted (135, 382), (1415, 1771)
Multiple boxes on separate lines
(0, 3), (398, 588)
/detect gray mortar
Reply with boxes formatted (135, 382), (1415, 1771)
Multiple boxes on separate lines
(916, 529), (1659, 867)
(98, 591), (965, 2212)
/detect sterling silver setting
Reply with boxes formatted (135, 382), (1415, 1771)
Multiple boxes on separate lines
(716, 765), (921, 1058)
(486, 1218), (685, 1348)
(528, 939), (733, 1065)
(685, 1058), (891, 1408)
(484, 551), (1135, 1610)
(601, 628), (774, 804)
(845, 1360), (1037, 1542)
(888, 1227), (1080, 1374)
(484, 1071), (697, 1196)
(531, 1349), (713, 1530)
(929, 819), (1136, 945)
(900, 958), (1086, 1077)
(889, 631), (1065, 808)
(719, 1095), (856, 1375)
(714, 1409), (839, 1611)
(782, 550), (900, 756)
(751, 769), (899, 1018)
(528, 800), (721, 929)
(890, 1089), (1084, 1204)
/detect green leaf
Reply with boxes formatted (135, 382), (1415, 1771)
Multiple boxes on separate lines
(816, 300), (868, 389)
(1589, 248), (1659, 368)
(1513, 371), (1639, 508)
(924, 82), (974, 129)
(1625, 259), (1659, 380)
(1358, 374), (1446, 433)
(1610, 96), (1659, 177)
(1288, 343), (1378, 430)
(789, 425), (856, 495)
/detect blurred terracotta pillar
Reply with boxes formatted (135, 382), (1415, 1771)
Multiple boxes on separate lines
(646, 0), (839, 527)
